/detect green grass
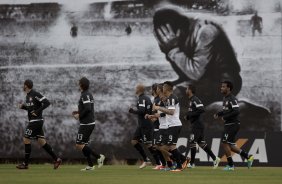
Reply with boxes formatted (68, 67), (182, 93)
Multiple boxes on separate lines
(1, 164), (282, 184)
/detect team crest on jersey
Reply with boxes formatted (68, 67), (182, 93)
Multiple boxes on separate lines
(29, 97), (33, 102)
(147, 105), (151, 109)
(189, 102), (192, 107)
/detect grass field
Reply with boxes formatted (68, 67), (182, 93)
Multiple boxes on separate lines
(1, 165), (282, 184)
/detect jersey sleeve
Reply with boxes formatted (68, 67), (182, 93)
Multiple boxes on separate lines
(187, 97), (204, 119)
(79, 93), (92, 119)
(222, 98), (239, 119)
(33, 91), (50, 114)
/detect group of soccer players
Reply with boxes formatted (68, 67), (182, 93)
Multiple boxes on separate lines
(17, 78), (105, 171)
(16, 77), (253, 172)
(129, 80), (254, 171)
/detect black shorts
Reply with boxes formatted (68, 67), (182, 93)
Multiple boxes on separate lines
(156, 129), (168, 145)
(166, 126), (182, 145)
(24, 120), (44, 139)
(153, 129), (160, 145)
(76, 124), (95, 145)
(221, 124), (240, 145)
(189, 128), (206, 145)
(132, 126), (153, 144)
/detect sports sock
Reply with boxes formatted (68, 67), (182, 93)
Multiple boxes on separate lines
(203, 145), (216, 161)
(134, 143), (147, 161)
(239, 150), (249, 160)
(157, 150), (166, 166)
(24, 144), (31, 165)
(82, 146), (93, 167)
(190, 147), (196, 164)
(227, 156), (234, 167)
(170, 149), (182, 169)
(148, 146), (161, 165)
(42, 143), (58, 161)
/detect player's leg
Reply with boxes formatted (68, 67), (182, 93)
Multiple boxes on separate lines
(228, 124), (254, 168)
(35, 121), (62, 169)
(167, 126), (185, 171)
(144, 128), (163, 168)
(154, 130), (166, 169)
(38, 138), (62, 169)
(188, 131), (197, 168)
(131, 126), (150, 167)
(17, 123), (34, 169)
(221, 126), (235, 171)
(76, 125), (95, 171)
(16, 137), (31, 169)
(197, 129), (220, 169)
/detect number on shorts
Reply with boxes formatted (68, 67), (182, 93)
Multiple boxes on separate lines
(168, 135), (173, 142)
(25, 129), (32, 136)
(77, 134), (83, 141)
(224, 133), (229, 140)
(143, 135), (147, 142)
(158, 135), (162, 142)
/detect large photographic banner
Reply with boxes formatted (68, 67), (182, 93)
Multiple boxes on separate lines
(0, 0), (281, 165)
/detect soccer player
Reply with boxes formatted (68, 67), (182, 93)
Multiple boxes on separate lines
(250, 11), (263, 37)
(146, 83), (166, 170)
(17, 79), (62, 169)
(153, 81), (189, 172)
(129, 84), (156, 169)
(147, 83), (175, 170)
(72, 77), (105, 171)
(186, 84), (221, 169)
(214, 81), (254, 171)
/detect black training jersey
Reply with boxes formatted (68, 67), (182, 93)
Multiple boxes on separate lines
(21, 89), (50, 122)
(153, 96), (161, 130)
(78, 90), (95, 125)
(217, 94), (240, 125)
(130, 94), (153, 128)
(187, 95), (205, 129)
(165, 94), (182, 127)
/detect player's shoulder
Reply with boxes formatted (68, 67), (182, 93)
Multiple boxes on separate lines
(140, 94), (150, 100)
(31, 90), (42, 96)
(81, 90), (93, 98)
(228, 94), (238, 101)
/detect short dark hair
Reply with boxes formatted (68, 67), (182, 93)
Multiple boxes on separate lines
(188, 84), (196, 94)
(163, 81), (173, 91)
(79, 77), (90, 91)
(222, 80), (233, 91)
(24, 79), (33, 89)
(152, 83), (158, 94)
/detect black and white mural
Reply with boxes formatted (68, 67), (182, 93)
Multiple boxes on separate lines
(0, 0), (281, 160)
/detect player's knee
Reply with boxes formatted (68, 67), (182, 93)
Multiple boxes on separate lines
(159, 145), (167, 151)
(76, 144), (84, 150)
(37, 138), (46, 146)
(23, 137), (31, 144)
(131, 140), (138, 145)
